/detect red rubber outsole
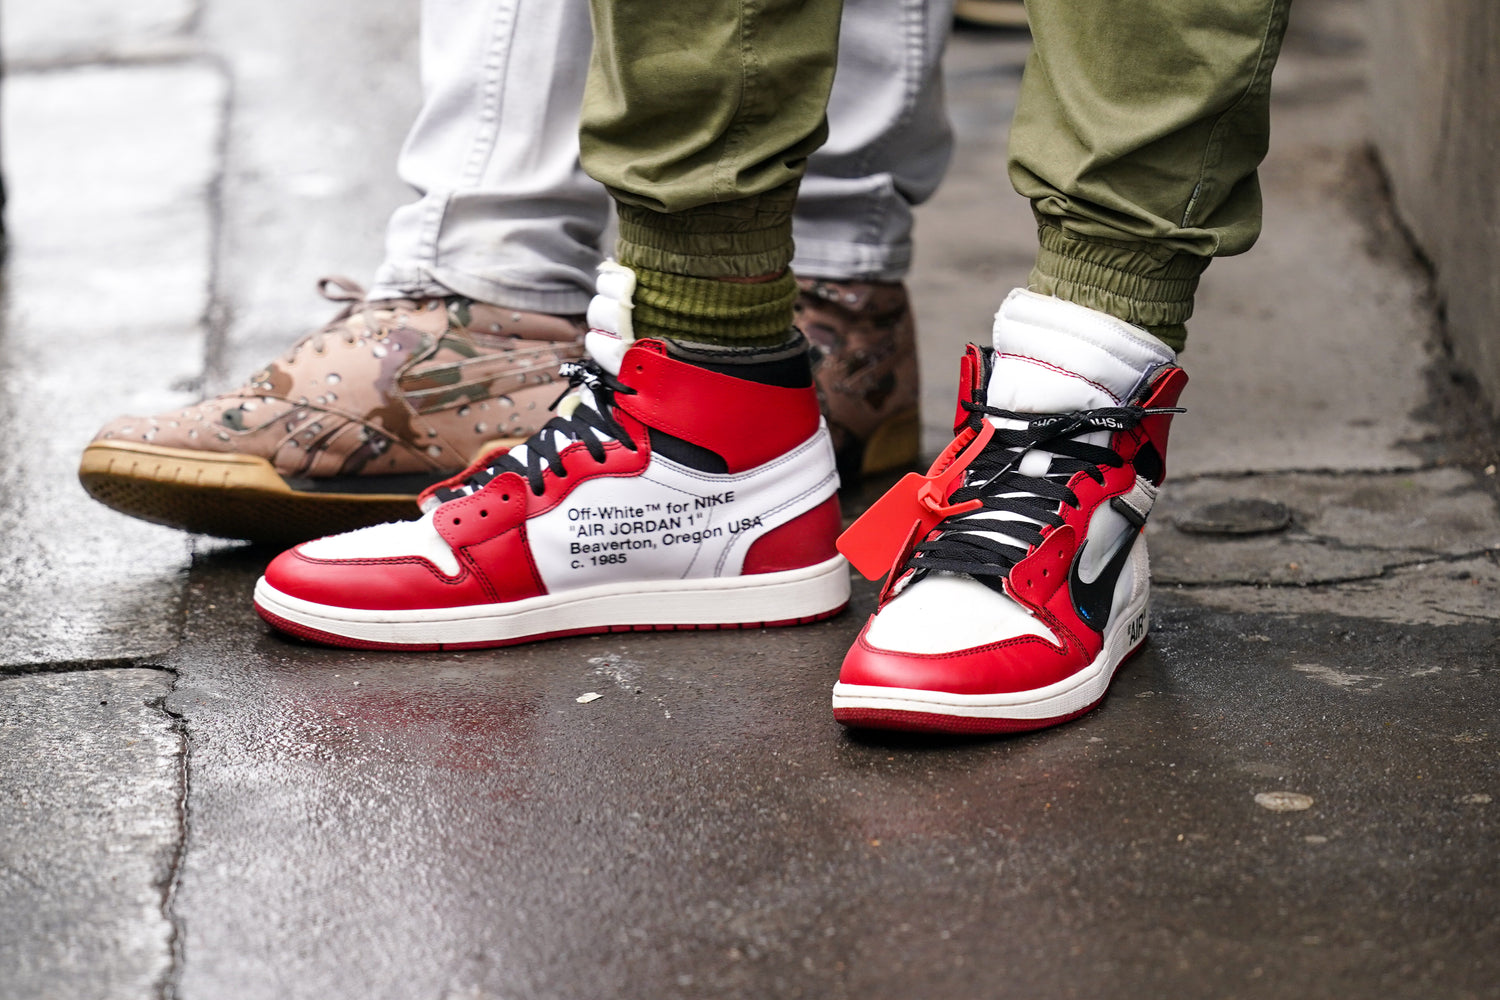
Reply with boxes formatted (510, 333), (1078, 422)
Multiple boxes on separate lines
(832, 700), (1101, 735)
(255, 601), (849, 651)
(831, 639), (1148, 735)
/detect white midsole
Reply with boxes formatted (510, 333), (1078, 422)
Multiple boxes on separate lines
(255, 555), (851, 645)
(831, 590), (1150, 720)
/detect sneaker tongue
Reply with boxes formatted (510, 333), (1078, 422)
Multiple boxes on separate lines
(959, 289), (1178, 549)
(986, 288), (1175, 415)
(584, 260), (638, 376)
(483, 261), (638, 488)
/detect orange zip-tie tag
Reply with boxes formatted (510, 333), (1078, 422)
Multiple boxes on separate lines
(837, 420), (994, 580)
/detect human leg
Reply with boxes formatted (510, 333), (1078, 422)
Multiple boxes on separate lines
(251, 0), (854, 647)
(373, 0), (608, 315)
(793, 0), (954, 284)
(1011, 0), (1294, 351)
(78, 0), (608, 543)
(383, 0), (951, 480)
(834, 0), (1293, 732)
(82, 0), (958, 543)
(793, 0), (956, 477)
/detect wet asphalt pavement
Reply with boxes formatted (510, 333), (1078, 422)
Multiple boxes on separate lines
(2, 0), (1498, 997)
(155, 554), (1500, 1000)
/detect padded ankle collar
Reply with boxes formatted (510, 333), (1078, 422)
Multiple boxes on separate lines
(616, 340), (822, 474)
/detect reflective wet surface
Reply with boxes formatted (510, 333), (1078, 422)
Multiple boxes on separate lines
(2, 0), (1498, 997)
(159, 553), (1499, 998)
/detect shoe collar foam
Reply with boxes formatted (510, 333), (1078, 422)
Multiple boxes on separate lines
(497, 260), (637, 472)
(584, 260), (637, 377)
(962, 287), (1179, 523)
(987, 288), (1175, 416)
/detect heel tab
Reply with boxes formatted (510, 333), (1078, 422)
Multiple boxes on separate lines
(952, 343), (993, 434)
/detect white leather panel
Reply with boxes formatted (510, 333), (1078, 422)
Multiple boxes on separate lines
(299, 509), (462, 577)
(528, 423), (839, 590)
(866, 572), (1057, 654)
(989, 288), (1175, 410)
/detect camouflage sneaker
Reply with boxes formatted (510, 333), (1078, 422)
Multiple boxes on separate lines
(795, 278), (921, 479)
(79, 277), (585, 544)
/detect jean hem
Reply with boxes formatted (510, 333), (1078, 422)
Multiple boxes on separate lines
(791, 238), (912, 283)
(371, 263), (593, 315)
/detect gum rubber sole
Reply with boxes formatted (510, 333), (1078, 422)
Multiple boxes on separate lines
(79, 441), (426, 544)
(859, 407), (921, 477)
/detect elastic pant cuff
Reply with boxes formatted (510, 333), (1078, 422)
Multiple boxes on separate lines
(1031, 223), (1208, 350)
(615, 183), (800, 279)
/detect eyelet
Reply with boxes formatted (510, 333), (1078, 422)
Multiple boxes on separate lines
(453, 517), (461, 525)
(501, 494), (510, 501)
(479, 510), (488, 518)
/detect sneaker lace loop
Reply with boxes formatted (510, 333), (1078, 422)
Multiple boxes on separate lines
(281, 278), (420, 362)
(907, 400), (1180, 583)
(434, 358), (639, 502)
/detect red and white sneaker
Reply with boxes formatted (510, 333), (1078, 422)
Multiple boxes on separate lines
(832, 289), (1187, 734)
(253, 263), (850, 649)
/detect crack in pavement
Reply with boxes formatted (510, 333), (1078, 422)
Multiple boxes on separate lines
(1272, 531), (1484, 558)
(1161, 546), (1500, 591)
(1169, 463), (1443, 484)
(2, 667), (193, 997)
(0, 657), (175, 677)
(151, 686), (192, 1000)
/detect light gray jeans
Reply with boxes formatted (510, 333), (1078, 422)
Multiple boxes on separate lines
(371, 0), (956, 314)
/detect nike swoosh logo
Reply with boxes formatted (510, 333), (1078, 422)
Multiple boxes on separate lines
(1069, 524), (1140, 633)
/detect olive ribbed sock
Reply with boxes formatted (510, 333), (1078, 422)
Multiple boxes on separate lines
(610, 183), (801, 349)
(624, 267), (799, 348)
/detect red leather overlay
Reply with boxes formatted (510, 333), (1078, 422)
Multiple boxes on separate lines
(742, 495), (841, 574)
(1006, 462), (1137, 640)
(952, 343), (987, 434)
(417, 442), (512, 509)
(1140, 366), (1188, 478)
(1006, 523), (1076, 611)
(875, 529), (921, 606)
(264, 547), (495, 611)
(615, 341), (821, 473)
(460, 525), (546, 603)
(522, 420), (653, 518)
(839, 618), (1090, 696)
(434, 475), (529, 550)
(1095, 460), (1139, 499)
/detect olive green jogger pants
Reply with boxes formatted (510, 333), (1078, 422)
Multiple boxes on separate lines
(580, 0), (1293, 350)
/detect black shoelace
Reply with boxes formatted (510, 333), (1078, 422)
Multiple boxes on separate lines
(906, 399), (1180, 586)
(432, 358), (638, 502)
